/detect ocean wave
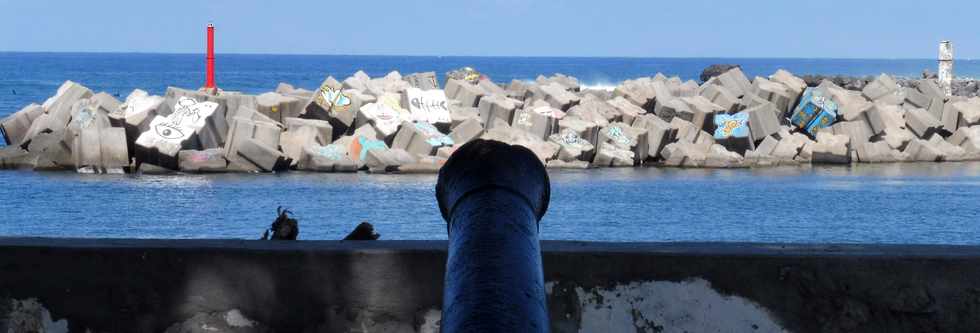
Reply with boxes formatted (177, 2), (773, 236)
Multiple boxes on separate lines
(579, 82), (619, 91)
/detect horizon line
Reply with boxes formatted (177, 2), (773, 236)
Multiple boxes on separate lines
(0, 50), (956, 62)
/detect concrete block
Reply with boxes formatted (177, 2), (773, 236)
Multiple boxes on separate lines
(297, 144), (357, 172)
(42, 81), (94, 123)
(831, 119), (874, 145)
(917, 79), (945, 100)
(558, 117), (600, 147)
(631, 114), (673, 160)
(742, 102), (781, 143)
(752, 77), (794, 114)
(698, 83), (739, 112)
(403, 72), (439, 90)
(903, 87), (932, 109)
(598, 122), (646, 163)
(237, 138), (290, 172)
(478, 78), (508, 96)
(536, 74), (580, 91)
(676, 96), (723, 132)
(403, 88), (452, 124)
(99, 127), (129, 173)
(348, 135), (389, 165)
(549, 128), (596, 162)
(592, 143), (635, 167)
(279, 125), (320, 165)
(283, 118), (333, 145)
(445, 78), (485, 107)
(607, 96), (647, 124)
(512, 105), (565, 140)
(178, 149), (227, 173)
(903, 139), (943, 162)
(705, 144), (745, 168)
(449, 118), (484, 145)
(712, 112), (753, 155)
(477, 94), (521, 129)
(161, 88), (253, 149)
(811, 132), (852, 164)
(768, 69), (806, 100)
(713, 67), (753, 97)
(391, 121), (454, 156)
(304, 82), (365, 138)
(660, 141), (709, 167)
(256, 92), (305, 123)
(364, 148), (417, 173)
(134, 97), (220, 170)
(356, 99), (411, 138)
(342, 71), (371, 91)
(904, 108), (942, 139)
(533, 83), (581, 111)
(565, 97), (615, 126)
(1, 104), (43, 145)
(791, 88), (838, 135)
(862, 74), (902, 104)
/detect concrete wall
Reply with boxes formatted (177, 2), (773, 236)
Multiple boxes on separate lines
(1, 239), (979, 332)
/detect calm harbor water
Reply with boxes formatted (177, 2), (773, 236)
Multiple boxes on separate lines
(2, 163), (979, 243)
(3, 53), (980, 243)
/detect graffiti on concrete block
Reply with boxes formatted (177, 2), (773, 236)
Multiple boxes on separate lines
(713, 112), (750, 139)
(405, 88), (451, 124)
(791, 88), (838, 135)
(315, 144), (345, 161)
(315, 85), (351, 114)
(349, 136), (387, 162)
(147, 97), (218, 142)
(606, 126), (633, 146)
(361, 102), (407, 136)
(415, 122), (454, 147)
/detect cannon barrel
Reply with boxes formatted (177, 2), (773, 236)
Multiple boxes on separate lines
(436, 139), (551, 333)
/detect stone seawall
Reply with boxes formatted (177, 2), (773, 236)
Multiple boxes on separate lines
(4, 66), (980, 174)
(1, 238), (979, 332)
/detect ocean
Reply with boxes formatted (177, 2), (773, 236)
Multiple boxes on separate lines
(2, 53), (979, 243)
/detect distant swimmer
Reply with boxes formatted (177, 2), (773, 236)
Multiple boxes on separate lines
(11, 89), (15, 95)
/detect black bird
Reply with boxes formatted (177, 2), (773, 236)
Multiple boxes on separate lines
(261, 206), (299, 240)
(343, 222), (380, 241)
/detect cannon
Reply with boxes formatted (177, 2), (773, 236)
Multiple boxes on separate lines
(435, 139), (551, 333)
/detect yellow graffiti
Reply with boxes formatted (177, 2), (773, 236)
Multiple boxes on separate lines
(271, 106), (279, 113)
(722, 120), (740, 137)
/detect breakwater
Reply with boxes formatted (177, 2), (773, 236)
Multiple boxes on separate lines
(2, 66), (980, 173)
(1, 238), (979, 332)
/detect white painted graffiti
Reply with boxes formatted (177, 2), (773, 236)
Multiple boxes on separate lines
(607, 126), (633, 146)
(147, 97), (218, 142)
(315, 85), (351, 113)
(415, 122), (454, 147)
(405, 88), (451, 124)
(360, 102), (407, 136)
(315, 144), (345, 161)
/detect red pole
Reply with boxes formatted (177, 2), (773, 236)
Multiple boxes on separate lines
(205, 23), (216, 89)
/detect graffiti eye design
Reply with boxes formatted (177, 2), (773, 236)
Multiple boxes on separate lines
(154, 123), (186, 140)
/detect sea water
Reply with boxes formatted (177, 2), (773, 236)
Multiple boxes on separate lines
(2, 53), (979, 243)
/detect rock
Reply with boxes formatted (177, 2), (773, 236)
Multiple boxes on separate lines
(712, 112), (753, 155)
(477, 94), (522, 129)
(445, 67), (483, 84)
(134, 96), (221, 170)
(391, 121), (454, 156)
(810, 132), (851, 164)
(343, 222), (380, 240)
(402, 88), (452, 124)
(549, 128), (595, 162)
(164, 309), (269, 333)
(178, 149), (227, 173)
(1, 104), (43, 145)
(449, 118), (484, 145)
(904, 108), (942, 139)
(791, 87), (839, 135)
(404, 72), (439, 90)
(445, 78), (485, 107)
(700, 64), (741, 83)
(297, 144), (358, 172)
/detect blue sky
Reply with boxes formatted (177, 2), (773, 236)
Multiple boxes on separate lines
(0, 0), (975, 58)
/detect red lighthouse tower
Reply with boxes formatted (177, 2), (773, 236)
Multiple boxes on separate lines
(204, 23), (217, 91)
